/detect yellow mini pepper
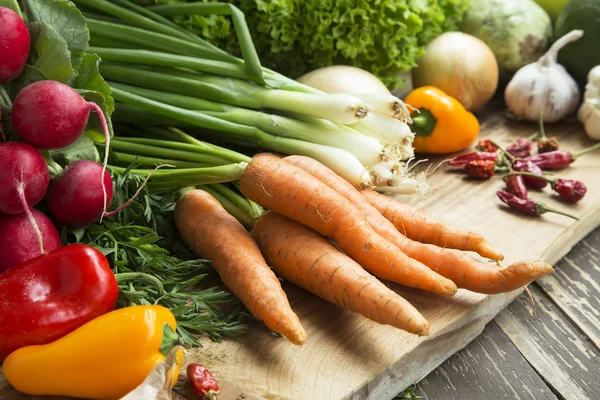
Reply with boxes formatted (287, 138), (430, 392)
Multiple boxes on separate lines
(3, 305), (182, 400)
(405, 86), (480, 154)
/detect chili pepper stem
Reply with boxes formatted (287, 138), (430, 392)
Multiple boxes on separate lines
(573, 142), (600, 158)
(539, 107), (547, 139)
(505, 171), (554, 183)
(539, 203), (579, 220)
(488, 139), (515, 163)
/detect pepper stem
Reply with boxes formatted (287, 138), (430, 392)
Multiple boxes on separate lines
(573, 141), (600, 158)
(488, 139), (515, 163)
(505, 171), (554, 183)
(537, 202), (579, 220)
(160, 323), (180, 356)
(410, 108), (437, 137)
(539, 107), (547, 139)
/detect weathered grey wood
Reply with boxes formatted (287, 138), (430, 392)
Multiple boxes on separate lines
(415, 322), (557, 400)
(536, 228), (600, 351)
(496, 285), (600, 400)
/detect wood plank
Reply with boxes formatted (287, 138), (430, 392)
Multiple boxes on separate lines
(536, 228), (600, 350)
(496, 285), (600, 400)
(416, 321), (557, 400)
(2, 112), (600, 400)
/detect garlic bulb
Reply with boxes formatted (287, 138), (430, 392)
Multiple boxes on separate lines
(578, 65), (600, 140)
(505, 30), (583, 123)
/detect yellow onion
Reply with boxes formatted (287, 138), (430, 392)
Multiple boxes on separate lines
(412, 32), (499, 112)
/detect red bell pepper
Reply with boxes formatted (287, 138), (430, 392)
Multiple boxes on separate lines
(0, 244), (118, 360)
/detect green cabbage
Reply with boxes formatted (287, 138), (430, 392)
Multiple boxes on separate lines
(152, 0), (470, 91)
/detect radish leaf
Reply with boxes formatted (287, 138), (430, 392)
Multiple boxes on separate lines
(22, 0), (89, 69)
(74, 53), (115, 115)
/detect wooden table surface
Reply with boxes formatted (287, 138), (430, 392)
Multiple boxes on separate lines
(410, 225), (600, 400)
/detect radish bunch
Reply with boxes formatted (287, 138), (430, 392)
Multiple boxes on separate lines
(0, 6), (115, 271)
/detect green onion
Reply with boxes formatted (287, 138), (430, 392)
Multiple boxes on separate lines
(100, 64), (369, 124)
(109, 87), (371, 188)
(109, 82), (400, 167)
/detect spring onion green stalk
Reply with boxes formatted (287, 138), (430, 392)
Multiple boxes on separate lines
(110, 140), (237, 166)
(109, 163), (248, 192)
(99, 61), (369, 124)
(109, 87), (372, 188)
(71, 0), (269, 85)
(108, 82), (403, 167)
(112, 152), (208, 169)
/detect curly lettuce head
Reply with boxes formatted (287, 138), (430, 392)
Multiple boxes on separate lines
(158, 0), (470, 91)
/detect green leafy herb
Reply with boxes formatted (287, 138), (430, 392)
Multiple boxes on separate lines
(64, 167), (247, 346)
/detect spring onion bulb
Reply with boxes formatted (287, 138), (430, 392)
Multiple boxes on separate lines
(352, 93), (405, 117)
(351, 113), (415, 147)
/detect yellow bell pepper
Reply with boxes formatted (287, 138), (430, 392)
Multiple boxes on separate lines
(2, 305), (182, 400)
(405, 86), (480, 154)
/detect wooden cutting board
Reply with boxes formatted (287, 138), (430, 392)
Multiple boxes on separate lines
(2, 109), (600, 400)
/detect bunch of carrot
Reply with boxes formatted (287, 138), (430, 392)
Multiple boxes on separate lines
(176, 154), (553, 344)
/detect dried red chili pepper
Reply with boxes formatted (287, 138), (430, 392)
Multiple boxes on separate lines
(504, 175), (528, 199)
(449, 152), (498, 167)
(512, 160), (547, 189)
(187, 363), (220, 400)
(476, 139), (498, 153)
(496, 191), (578, 220)
(537, 137), (560, 153)
(553, 179), (587, 203)
(464, 159), (496, 179)
(506, 137), (533, 158)
(506, 171), (588, 203)
(528, 142), (600, 170)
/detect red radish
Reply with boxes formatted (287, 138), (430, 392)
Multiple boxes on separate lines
(0, 7), (30, 84)
(47, 160), (114, 228)
(0, 142), (51, 257)
(0, 142), (49, 215)
(0, 209), (61, 272)
(12, 80), (113, 214)
(47, 160), (164, 228)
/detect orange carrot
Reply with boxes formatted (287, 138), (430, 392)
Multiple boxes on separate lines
(240, 153), (457, 296)
(175, 190), (306, 345)
(283, 155), (553, 294)
(253, 211), (430, 335)
(363, 190), (504, 261)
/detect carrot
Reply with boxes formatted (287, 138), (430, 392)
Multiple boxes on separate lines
(240, 153), (457, 296)
(174, 190), (306, 345)
(253, 211), (430, 335)
(283, 155), (553, 294)
(363, 190), (504, 261)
